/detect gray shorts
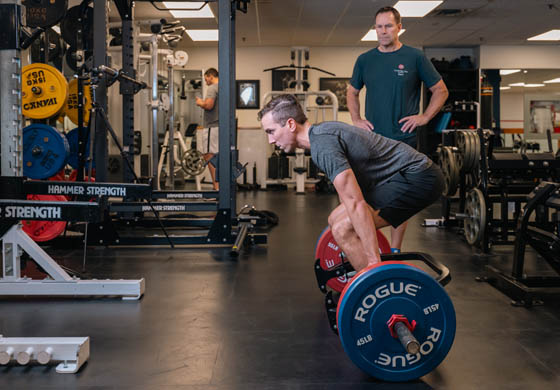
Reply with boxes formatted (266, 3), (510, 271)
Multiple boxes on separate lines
(400, 135), (417, 149)
(202, 126), (219, 154)
(365, 164), (444, 228)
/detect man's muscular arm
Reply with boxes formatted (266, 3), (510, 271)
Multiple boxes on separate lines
(196, 97), (215, 111)
(332, 169), (381, 265)
(399, 79), (448, 133)
(346, 85), (374, 131)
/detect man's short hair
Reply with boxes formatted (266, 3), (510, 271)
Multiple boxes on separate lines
(257, 94), (307, 126)
(204, 68), (219, 78)
(375, 6), (401, 25)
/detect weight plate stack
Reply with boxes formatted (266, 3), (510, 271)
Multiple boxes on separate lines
(464, 188), (487, 246)
(23, 124), (70, 179)
(439, 146), (459, 197)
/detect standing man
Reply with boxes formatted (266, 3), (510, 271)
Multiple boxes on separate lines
(196, 68), (219, 190)
(346, 6), (449, 253)
(258, 95), (443, 271)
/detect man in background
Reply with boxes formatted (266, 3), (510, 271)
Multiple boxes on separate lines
(196, 68), (220, 190)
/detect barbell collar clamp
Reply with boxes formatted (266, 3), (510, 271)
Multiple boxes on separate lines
(387, 314), (420, 355)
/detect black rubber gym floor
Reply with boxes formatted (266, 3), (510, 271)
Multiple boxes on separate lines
(1, 190), (560, 389)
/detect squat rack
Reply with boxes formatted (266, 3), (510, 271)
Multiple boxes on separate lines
(52, 0), (267, 248)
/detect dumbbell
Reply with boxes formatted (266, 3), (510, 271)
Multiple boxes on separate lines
(314, 228), (456, 382)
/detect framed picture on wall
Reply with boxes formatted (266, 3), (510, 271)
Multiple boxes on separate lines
(319, 77), (350, 111)
(236, 80), (260, 109)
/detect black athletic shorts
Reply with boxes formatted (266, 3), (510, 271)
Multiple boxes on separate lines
(365, 164), (444, 228)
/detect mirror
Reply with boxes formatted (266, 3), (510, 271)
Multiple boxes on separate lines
(482, 69), (560, 142)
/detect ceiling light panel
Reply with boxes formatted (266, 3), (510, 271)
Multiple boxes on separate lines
(361, 29), (406, 41)
(164, 2), (214, 18)
(499, 69), (521, 76)
(393, 1), (443, 17)
(527, 30), (560, 41)
(186, 29), (218, 41)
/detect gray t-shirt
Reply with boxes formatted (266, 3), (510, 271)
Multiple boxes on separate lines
(309, 121), (432, 194)
(203, 82), (219, 127)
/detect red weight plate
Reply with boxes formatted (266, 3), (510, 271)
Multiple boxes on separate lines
(315, 227), (391, 292)
(21, 194), (67, 242)
(68, 169), (96, 182)
(48, 170), (67, 181)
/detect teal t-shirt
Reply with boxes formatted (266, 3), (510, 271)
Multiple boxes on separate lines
(350, 45), (441, 141)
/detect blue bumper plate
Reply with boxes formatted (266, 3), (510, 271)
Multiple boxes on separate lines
(337, 262), (456, 382)
(23, 124), (69, 179)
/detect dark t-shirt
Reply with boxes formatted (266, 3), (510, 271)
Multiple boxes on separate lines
(350, 45), (441, 141)
(309, 121), (432, 196)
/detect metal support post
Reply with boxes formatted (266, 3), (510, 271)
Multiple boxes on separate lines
(93, 0), (108, 182)
(218, 0), (236, 219)
(121, 12), (136, 183)
(166, 61), (175, 188)
(0, 0), (23, 177)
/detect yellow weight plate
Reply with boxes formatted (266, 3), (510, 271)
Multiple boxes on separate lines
(65, 78), (92, 126)
(22, 63), (68, 119)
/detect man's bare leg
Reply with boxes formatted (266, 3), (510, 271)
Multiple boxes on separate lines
(203, 153), (219, 190)
(328, 204), (390, 272)
(390, 221), (408, 251)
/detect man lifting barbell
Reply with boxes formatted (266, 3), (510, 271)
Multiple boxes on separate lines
(258, 94), (444, 272)
(259, 95), (454, 382)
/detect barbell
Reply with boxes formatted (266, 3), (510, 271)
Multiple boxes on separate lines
(314, 227), (456, 382)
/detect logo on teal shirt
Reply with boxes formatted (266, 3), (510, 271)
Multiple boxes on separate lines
(394, 64), (408, 77)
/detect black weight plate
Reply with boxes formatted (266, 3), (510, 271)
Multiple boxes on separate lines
(65, 47), (92, 73)
(61, 5), (94, 48)
(23, 0), (68, 28)
(30, 28), (65, 65)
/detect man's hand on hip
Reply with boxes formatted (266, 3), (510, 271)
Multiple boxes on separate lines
(352, 118), (374, 131)
(398, 114), (428, 133)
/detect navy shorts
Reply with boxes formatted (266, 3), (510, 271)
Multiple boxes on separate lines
(365, 164), (444, 228)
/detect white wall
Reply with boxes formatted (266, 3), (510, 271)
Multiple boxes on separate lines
(182, 46), (369, 128)
(480, 45), (560, 69)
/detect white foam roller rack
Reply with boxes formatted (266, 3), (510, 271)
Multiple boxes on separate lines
(0, 335), (90, 373)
